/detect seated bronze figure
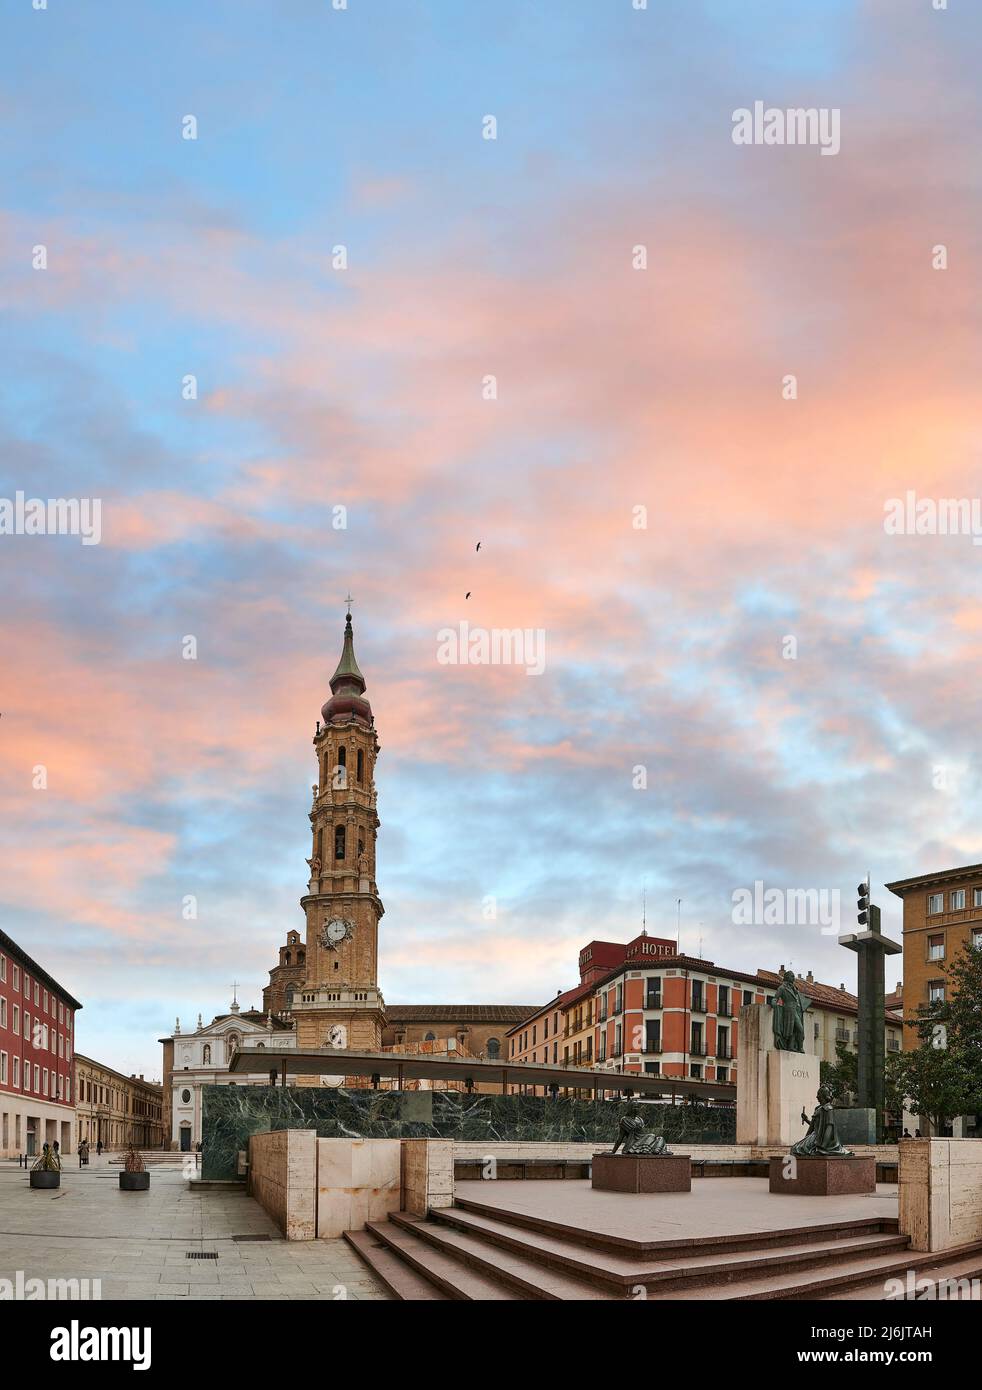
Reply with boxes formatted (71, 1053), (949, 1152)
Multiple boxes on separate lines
(790, 1085), (853, 1158)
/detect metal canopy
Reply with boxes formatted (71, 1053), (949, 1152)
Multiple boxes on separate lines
(228, 1044), (737, 1101)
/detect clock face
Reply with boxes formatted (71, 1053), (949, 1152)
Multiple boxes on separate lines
(321, 917), (352, 949)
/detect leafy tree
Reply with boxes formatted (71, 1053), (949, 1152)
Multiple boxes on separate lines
(893, 940), (982, 1131)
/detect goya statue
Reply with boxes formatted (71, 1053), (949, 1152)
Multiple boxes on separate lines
(790, 1086), (853, 1158)
(768, 969), (810, 1052)
(610, 1112), (673, 1156)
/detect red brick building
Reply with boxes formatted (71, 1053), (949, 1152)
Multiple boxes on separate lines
(0, 929), (81, 1158)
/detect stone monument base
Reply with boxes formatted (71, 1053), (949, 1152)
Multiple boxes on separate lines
(768, 1155), (876, 1196)
(592, 1154), (691, 1193)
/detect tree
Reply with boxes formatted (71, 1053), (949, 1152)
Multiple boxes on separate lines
(893, 940), (982, 1131)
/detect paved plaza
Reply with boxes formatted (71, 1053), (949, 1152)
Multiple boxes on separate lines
(0, 1158), (388, 1301)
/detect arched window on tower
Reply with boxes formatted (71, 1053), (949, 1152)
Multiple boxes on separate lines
(335, 824), (346, 861)
(298, 951), (305, 965)
(357, 749), (364, 783)
(284, 951), (291, 966)
(336, 746), (347, 788)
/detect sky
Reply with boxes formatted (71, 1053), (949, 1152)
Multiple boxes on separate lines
(1, 0), (981, 1079)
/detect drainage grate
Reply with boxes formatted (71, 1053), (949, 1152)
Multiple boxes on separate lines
(231, 1234), (272, 1243)
(186, 1251), (219, 1260)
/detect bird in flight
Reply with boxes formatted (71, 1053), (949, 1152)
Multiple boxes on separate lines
(476, 541), (481, 551)
(465, 592), (471, 600)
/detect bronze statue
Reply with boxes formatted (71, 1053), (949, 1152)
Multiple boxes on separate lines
(768, 969), (810, 1051)
(790, 1085), (853, 1157)
(610, 1112), (673, 1156)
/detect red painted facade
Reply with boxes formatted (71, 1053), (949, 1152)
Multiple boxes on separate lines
(0, 930), (81, 1154)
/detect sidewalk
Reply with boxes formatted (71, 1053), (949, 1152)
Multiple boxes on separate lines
(0, 1160), (387, 1300)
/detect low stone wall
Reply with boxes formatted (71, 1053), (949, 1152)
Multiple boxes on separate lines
(900, 1138), (982, 1252)
(247, 1129), (316, 1240)
(316, 1138), (401, 1238)
(402, 1138), (454, 1215)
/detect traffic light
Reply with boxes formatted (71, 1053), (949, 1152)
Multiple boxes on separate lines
(857, 879), (870, 926)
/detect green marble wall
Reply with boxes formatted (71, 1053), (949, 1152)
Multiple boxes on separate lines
(201, 1086), (736, 1181)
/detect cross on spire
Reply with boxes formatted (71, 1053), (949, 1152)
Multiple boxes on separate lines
(344, 593), (353, 616)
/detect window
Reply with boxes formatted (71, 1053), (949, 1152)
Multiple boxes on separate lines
(599, 1032), (607, 1063)
(614, 985), (622, 1015)
(58, 1002), (63, 1024)
(357, 749), (364, 783)
(646, 978), (661, 1009)
(717, 1067), (729, 1083)
(743, 989), (753, 1006)
(43, 990), (48, 1012)
(12, 1005), (18, 1034)
(645, 1020), (661, 1053)
(717, 1026), (730, 1059)
(0, 998), (6, 1029)
(0, 954), (5, 982)
(424, 1032), (436, 1042)
(13, 1057), (19, 1087)
(975, 888), (982, 908)
(43, 1068), (49, 1096)
(0, 1053), (6, 1085)
(486, 1037), (500, 1059)
(973, 930), (982, 951)
(718, 986), (730, 1017)
(334, 824), (346, 860)
(691, 1023), (704, 1055)
(690, 1063), (702, 1079)
(928, 934), (945, 962)
(181, 1088), (192, 1104)
(929, 980), (945, 1004)
(928, 893), (943, 914)
(23, 1012), (29, 1040)
(614, 1023), (622, 1056)
(950, 889), (966, 910)
(12, 965), (19, 989)
(691, 981), (705, 1011)
(336, 746), (346, 787)
(34, 981), (38, 1004)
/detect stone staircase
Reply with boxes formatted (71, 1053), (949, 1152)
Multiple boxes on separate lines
(346, 1192), (982, 1300)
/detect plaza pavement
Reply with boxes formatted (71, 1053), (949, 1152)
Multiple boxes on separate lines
(0, 1156), (388, 1301)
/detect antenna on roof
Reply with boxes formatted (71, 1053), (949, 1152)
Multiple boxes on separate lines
(642, 880), (647, 935)
(676, 898), (682, 949)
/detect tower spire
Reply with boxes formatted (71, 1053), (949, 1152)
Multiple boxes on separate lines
(321, 607), (372, 725)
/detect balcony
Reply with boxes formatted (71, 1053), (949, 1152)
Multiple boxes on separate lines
(645, 995), (662, 1011)
(835, 1029), (850, 1043)
(690, 994), (707, 1013)
(715, 1048), (732, 1061)
(689, 1045), (707, 1058)
(717, 1003), (732, 1018)
(644, 1042), (662, 1055)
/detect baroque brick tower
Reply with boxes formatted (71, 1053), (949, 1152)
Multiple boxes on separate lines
(292, 608), (385, 1052)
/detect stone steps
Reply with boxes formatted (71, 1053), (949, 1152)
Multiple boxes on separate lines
(430, 1204), (910, 1293)
(345, 1193), (982, 1302)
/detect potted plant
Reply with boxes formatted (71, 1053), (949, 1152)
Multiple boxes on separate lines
(119, 1145), (150, 1191)
(30, 1143), (61, 1189)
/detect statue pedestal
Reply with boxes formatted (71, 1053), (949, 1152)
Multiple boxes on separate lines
(768, 1156), (876, 1196)
(592, 1154), (691, 1193)
(737, 1004), (819, 1146)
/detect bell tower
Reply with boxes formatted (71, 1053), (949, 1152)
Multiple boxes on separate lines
(293, 606), (385, 1053)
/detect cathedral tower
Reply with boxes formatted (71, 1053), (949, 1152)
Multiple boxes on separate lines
(292, 609), (385, 1052)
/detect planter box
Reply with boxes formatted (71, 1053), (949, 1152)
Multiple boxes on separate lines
(592, 1153), (692, 1193)
(30, 1170), (60, 1189)
(119, 1171), (150, 1191)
